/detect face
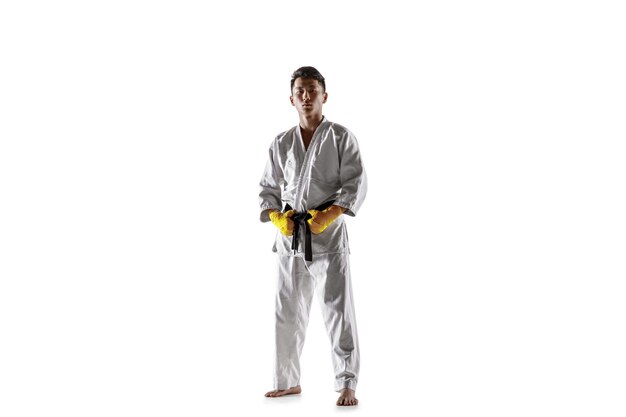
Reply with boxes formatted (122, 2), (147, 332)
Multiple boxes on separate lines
(290, 77), (327, 116)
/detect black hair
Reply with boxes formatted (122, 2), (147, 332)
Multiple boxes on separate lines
(290, 66), (326, 93)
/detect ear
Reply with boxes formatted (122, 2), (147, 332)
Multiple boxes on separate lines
(322, 92), (328, 103)
(290, 96), (295, 106)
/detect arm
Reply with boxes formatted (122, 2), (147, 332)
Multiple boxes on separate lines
(259, 144), (283, 222)
(333, 131), (368, 217)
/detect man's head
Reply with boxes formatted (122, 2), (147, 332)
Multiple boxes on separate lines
(290, 66), (328, 117)
(290, 66), (326, 93)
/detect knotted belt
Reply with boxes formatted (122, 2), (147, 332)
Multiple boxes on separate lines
(284, 200), (335, 261)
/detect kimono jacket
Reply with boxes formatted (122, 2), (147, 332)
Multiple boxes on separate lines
(259, 117), (367, 257)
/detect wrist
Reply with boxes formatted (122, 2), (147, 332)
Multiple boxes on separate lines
(330, 205), (346, 215)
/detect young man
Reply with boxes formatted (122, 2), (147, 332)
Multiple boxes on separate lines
(258, 66), (367, 406)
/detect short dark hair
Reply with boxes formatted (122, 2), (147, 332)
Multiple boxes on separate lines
(290, 66), (326, 93)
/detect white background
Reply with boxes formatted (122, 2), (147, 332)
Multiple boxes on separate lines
(1, 1), (625, 416)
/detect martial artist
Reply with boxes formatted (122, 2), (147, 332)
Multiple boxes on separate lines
(259, 66), (367, 406)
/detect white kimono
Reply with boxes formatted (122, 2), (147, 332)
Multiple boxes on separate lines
(259, 116), (368, 257)
(259, 117), (367, 392)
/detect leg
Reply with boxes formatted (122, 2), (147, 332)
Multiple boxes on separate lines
(266, 255), (315, 397)
(311, 253), (360, 405)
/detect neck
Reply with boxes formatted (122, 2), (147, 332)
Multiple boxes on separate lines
(299, 113), (323, 133)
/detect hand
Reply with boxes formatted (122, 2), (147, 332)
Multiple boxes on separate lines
(269, 209), (295, 236)
(307, 205), (345, 234)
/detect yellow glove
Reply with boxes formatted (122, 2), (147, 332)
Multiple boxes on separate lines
(269, 209), (295, 236)
(307, 205), (345, 235)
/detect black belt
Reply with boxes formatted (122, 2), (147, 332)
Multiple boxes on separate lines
(284, 200), (335, 261)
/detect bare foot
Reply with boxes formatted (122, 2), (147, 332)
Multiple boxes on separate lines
(336, 388), (358, 406)
(264, 385), (301, 398)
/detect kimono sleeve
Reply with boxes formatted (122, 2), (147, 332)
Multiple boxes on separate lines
(258, 144), (283, 222)
(334, 131), (368, 217)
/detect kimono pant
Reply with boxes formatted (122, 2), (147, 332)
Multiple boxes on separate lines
(273, 252), (360, 392)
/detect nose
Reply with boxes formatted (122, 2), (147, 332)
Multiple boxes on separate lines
(302, 91), (310, 101)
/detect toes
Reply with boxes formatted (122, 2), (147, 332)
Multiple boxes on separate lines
(336, 396), (358, 406)
(266, 386), (303, 398)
